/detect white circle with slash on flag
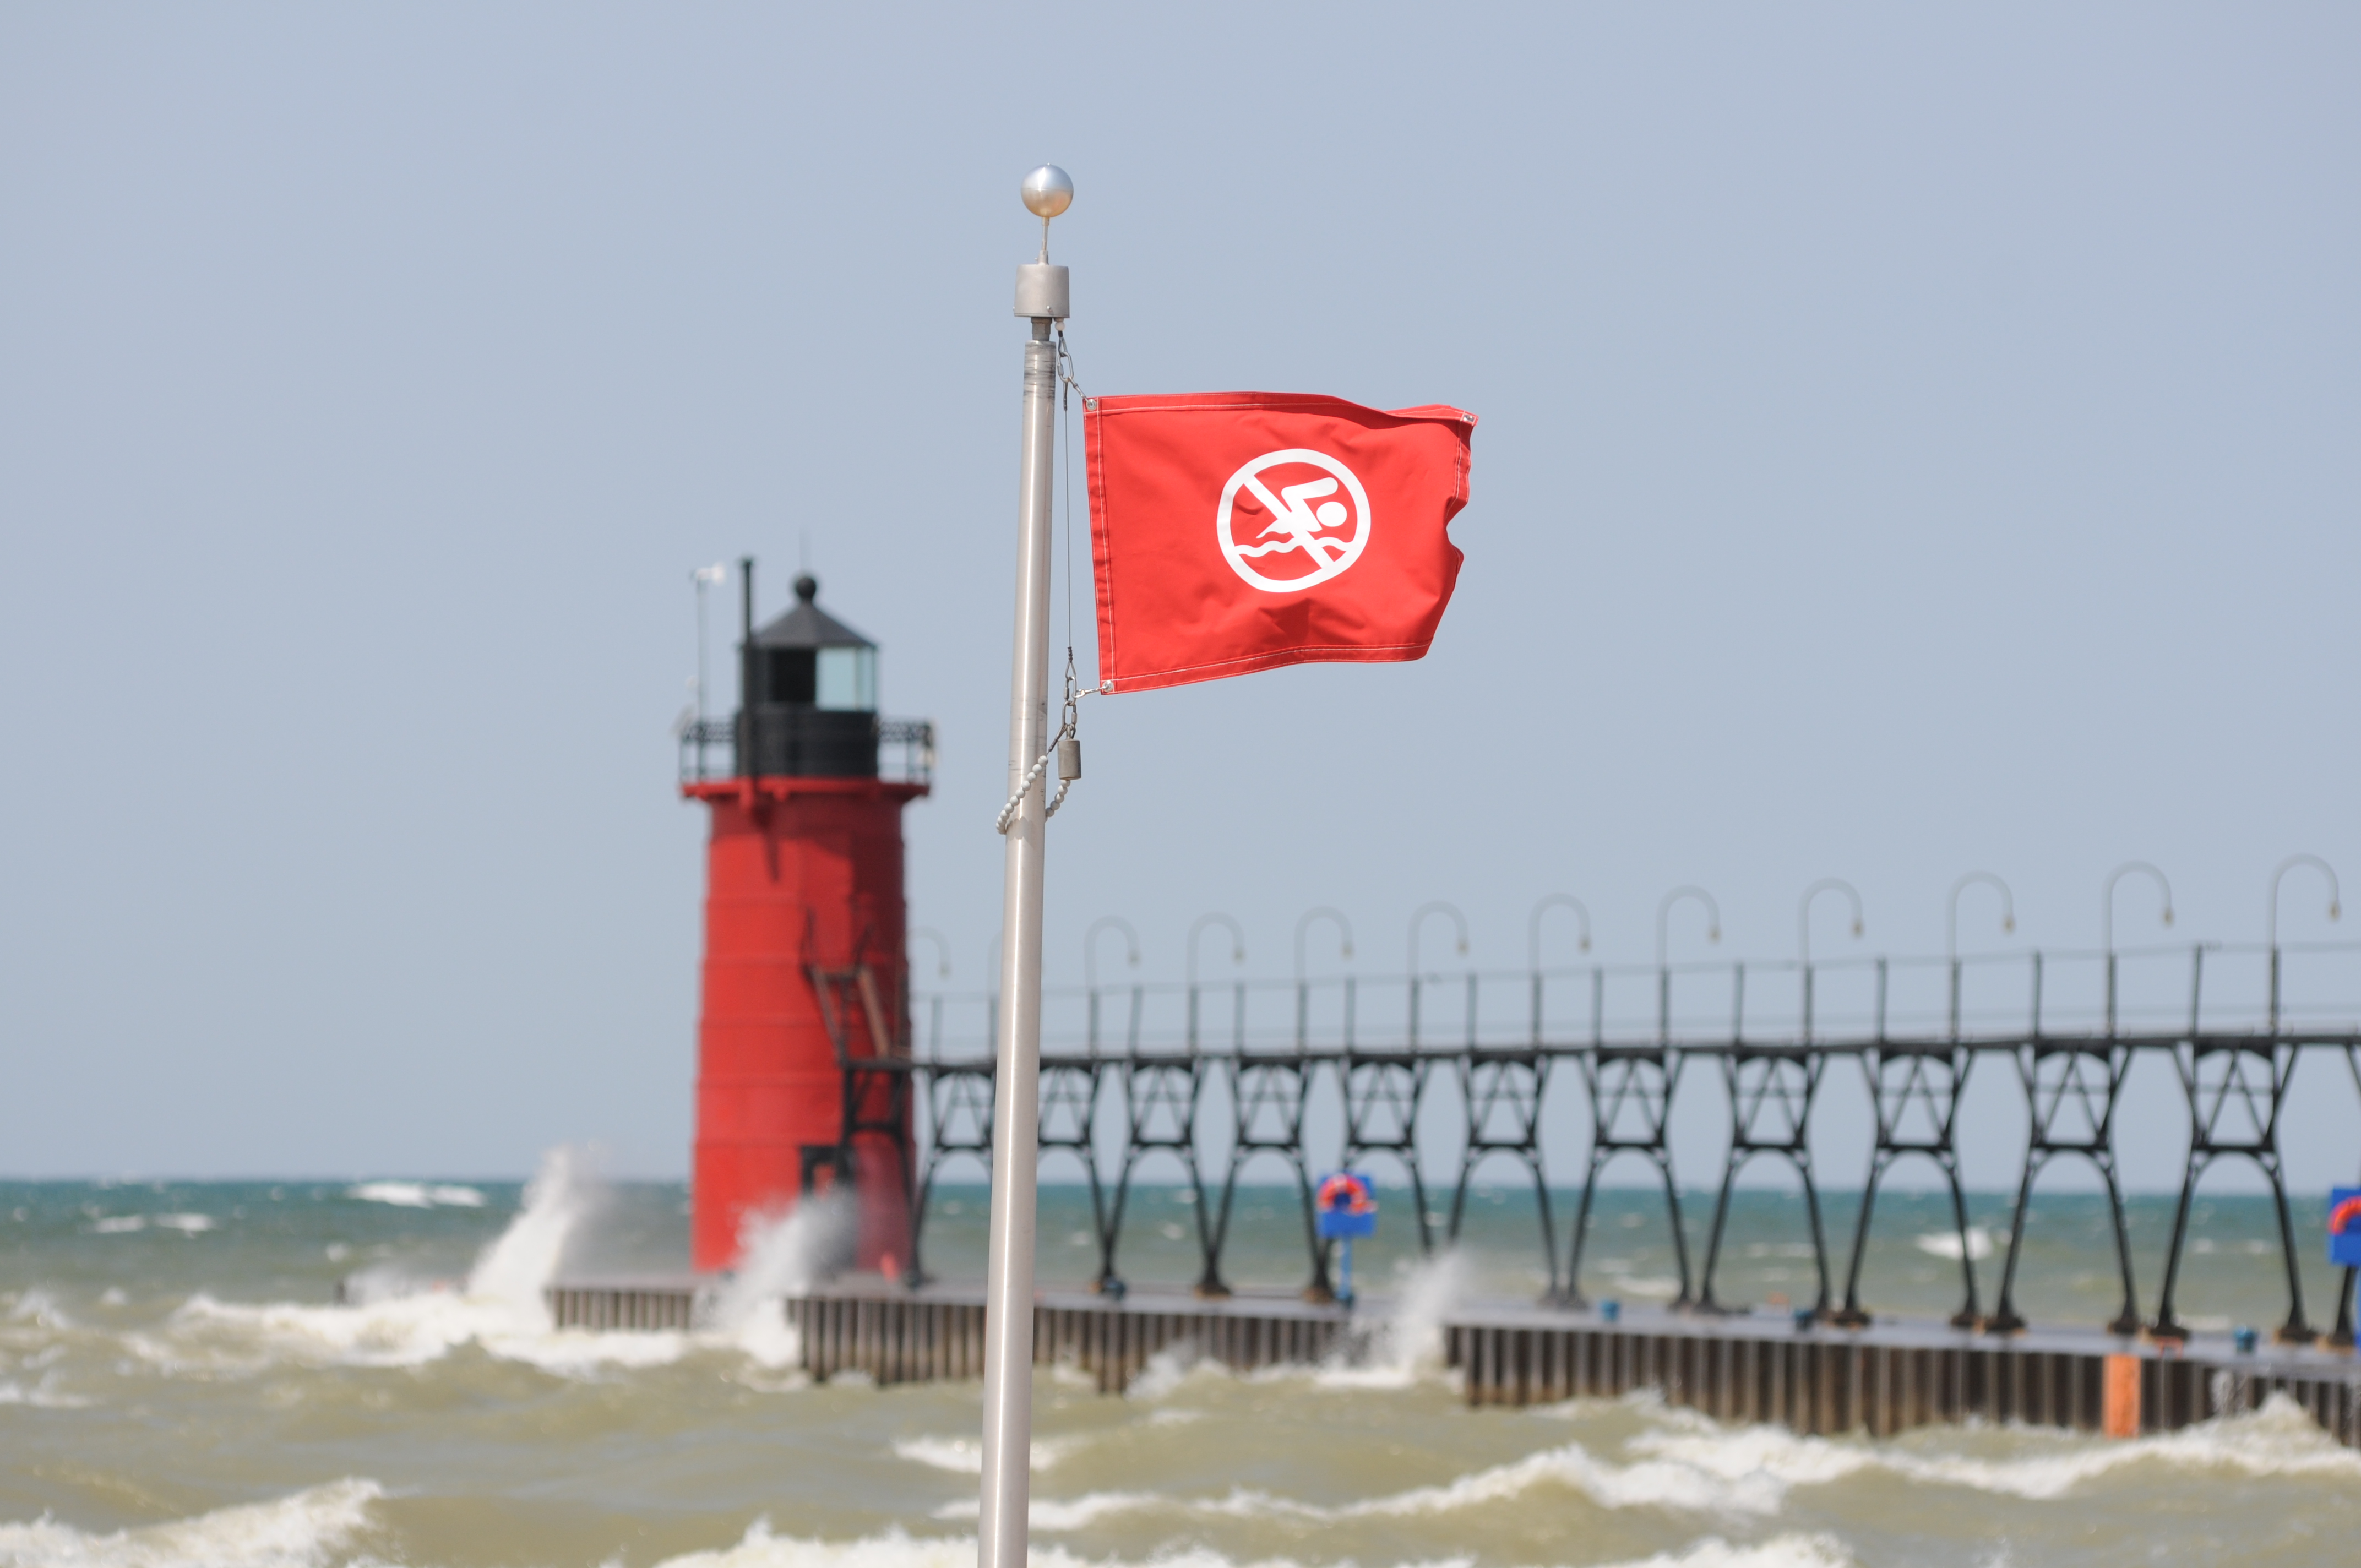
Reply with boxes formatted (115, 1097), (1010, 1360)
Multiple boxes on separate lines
(1215, 448), (1373, 594)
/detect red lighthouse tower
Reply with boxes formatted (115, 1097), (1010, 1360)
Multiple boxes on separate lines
(682, 562), (931, 1275)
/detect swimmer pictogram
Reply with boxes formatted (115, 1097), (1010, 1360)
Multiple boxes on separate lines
(1215, 448), (1372, 593)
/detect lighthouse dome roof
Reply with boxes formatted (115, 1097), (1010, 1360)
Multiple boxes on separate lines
(752, 574), (874, 650)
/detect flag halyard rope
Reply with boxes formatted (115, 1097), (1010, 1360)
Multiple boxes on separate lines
(996, 330), (1090, 836)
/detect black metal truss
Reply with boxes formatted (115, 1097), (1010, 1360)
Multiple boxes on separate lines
(1104, 1050), (1223, 1296)
(894, 957), (2360, 1337)
(1037, 1053), (1116, 1291)
(1342, 1047), (1437, 1255)
(1836, 1042), (1980, 1327)
(2336, 1045), (2360, 1349)
(1448, 1047), (1558, 1300)
(909, 1057), (991, 1287)
(1564, 1046), (1691, 1308)
(2150, 1032), (2313, 1343)
(1209, 1052), (1331, 1302)
(1696, 1043), (1832, 1319)
(1989, 1035), (2142, 1335)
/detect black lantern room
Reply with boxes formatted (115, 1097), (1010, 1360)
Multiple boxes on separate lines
(736, 566), (881, 778)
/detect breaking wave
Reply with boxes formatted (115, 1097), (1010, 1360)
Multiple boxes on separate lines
(0, 1477), (380, 1568)
(132, 1148), (693, 1377)
(0, 1490), (1853, 1568)
(645, 1520), (1852, 1568)
(928, 1393), (2357, 1533)
(96, 1149), (850, 1381)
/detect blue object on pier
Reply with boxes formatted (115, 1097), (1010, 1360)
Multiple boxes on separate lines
(2329, 1187), (2361, 1268)
(1315, 1172), (1377, 1239)
(1316, 1172), (1377, 1308)
(2232, 1325), (2259, 1355)
(1598, 1299), (1620, 1323)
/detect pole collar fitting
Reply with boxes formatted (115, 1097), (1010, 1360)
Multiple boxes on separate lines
(1015, 263), (1070, 319)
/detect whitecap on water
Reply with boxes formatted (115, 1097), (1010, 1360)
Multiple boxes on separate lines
(0, 1370), (91, 1409)
(709, 1517), (1850, 1568)
(971, 1390), (2359, 1542)
(1625, 1390), (2360, 1500)
(0, 1484), (1858, 1568)
(1912, 1227), (1998, 1262)
(891, 1434), (1087, 1474)
(0, 1476), (380, 1568)
(346, 1180), (487, 1208)
(937, 1437), (1787, 1530)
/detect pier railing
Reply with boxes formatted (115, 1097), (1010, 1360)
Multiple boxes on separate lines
(886, 940), (2361, 1347)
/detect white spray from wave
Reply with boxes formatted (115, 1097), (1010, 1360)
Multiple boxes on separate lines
(465, 1147), (598, 1315)
(709, 1194), (855, 1368)
(151, 1146), (692, 1376)
(1117, 1249), (1472, 1401)
(1317, 1249), (1470, 1389)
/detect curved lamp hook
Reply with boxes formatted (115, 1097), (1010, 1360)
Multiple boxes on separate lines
(907, 926), (952, 979)
(1083, 915), (1141, 991)
(1294, 907), (1354, 982)
(1187, 913), (1247, 986)
(1407, 900), (1470, 977)
(2268, 854), (2342, 950)
(1528, 894), (1593, 972)
(2101, 861), (2174, 955)
(1945, 872), (2015, 961)
(1656, 885), (1721, 971)
(1797, 878), (1865, 966)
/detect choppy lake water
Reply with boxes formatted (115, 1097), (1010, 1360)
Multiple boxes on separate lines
(3, 1156), (2355, 1568)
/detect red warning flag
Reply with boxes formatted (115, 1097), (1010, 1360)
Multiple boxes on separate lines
(1084, 392), (1475, 694)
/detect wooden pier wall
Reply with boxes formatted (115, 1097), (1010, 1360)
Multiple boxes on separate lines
(545, 1277), (2360, 1448)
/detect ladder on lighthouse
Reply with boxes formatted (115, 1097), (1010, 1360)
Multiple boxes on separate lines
(804, 960), (920, 1231)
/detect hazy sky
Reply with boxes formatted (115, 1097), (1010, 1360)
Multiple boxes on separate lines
(2, 6), (2355, 1190)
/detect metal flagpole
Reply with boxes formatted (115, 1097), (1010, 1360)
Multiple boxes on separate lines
(978, 164), (1073, 1568)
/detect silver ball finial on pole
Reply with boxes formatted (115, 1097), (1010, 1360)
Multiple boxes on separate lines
(1014, 166), (1074, 320)
(1021, 164), (1074, 259)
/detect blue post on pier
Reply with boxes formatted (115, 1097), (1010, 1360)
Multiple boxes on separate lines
(1316, 1172), (1378, 1309)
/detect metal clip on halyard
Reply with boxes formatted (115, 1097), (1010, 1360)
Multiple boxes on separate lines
(994, 650), (1086, 834)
